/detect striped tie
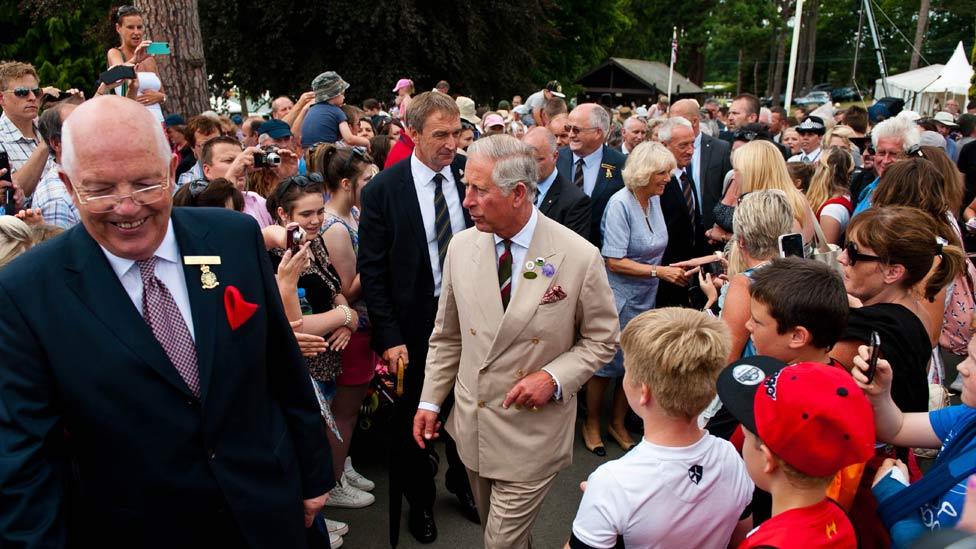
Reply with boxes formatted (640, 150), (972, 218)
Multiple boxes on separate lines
(498, 239), (513, 310)
(680, 169), (697, 225)
(432, 173), (453, 267)
(574, 158), (585, 189)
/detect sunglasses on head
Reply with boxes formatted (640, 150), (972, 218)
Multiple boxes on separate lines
(188, 178), (210, 198)
(275, 173), (323, 200)
(341, 146), (369, 174)
(5, 87), (41, 98)
(845, 241), (883, 266)
(905, 144), (926, 158)
(117, 5), (139, 17)
(734, 130), (759, 142)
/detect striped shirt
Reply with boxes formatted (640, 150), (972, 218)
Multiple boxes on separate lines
(0, 112), (53, 179)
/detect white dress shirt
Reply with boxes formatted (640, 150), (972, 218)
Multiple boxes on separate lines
(410, 153), (467, 297)
(690, 132), (704, 208)
(100, 219), (196, 341)
(535, 169), (558, 208)
(572, 147), (604, 197)
(788, 147), (822, 164)
(419, 207), (561, 413)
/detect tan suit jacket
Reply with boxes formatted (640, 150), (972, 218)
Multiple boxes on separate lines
(421, 213), (619, 482)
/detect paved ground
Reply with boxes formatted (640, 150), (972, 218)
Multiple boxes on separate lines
(327, 423), (632, 548)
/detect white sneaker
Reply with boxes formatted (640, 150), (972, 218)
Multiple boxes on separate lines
(326, 480), (376, 508)
(344, 457), (375, 492)
(329, 531), (344, 548)
(325, 517), (349, 537)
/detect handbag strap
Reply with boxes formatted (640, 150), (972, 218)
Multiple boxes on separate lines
(808, 204), (832, 255)
(876, 416), (976, 528)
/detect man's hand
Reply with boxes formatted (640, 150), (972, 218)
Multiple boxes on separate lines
(503, 371), (556, 410)
(272, 148), (300, 179)
(413, 409), (441, 449)
(383, 345), (409, 374)
(0, 178), (25, 211)
(303, 492), (329, 527)
(296, 91), (316, 108)
(657, 266), (697, 287)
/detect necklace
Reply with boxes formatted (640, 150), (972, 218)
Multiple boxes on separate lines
(631, 190), (653, 233)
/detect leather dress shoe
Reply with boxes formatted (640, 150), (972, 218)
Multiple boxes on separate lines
(408, 507), (438, 544)
(448, 483), (480, 524)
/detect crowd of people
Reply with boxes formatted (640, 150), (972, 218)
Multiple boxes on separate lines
(3, 5), (976, 548)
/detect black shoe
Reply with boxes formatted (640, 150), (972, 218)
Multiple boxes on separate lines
(408, 507), (438, 544)
(447, 483), (480, 524)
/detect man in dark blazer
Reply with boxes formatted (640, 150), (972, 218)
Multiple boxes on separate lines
(523, 127), (591, 238)
(0, 96), (333, 548)
(358, 92), (475, 544)
(670, 99), (732, 234)
(556, 103), (625, 247)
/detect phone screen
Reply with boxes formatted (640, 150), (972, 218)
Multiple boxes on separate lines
(147, 42), (171, 55)
(99, 65), (137, 85)
(778, 233), (804, 258)
(865, 331), (881, 383)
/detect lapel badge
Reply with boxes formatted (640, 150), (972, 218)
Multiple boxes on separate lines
(601, 163), (615, 179)
(183, 255), (222, 290)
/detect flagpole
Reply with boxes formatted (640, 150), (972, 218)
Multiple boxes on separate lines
(784, 0), (804, 108)
(667, 26), (677, 104)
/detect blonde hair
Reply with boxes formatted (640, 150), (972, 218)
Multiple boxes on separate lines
(622, 141), (676, 190)
(0, 216), (33, 269)
(805, 146), (853, 213)
(728, 190), (795, 274)
(823, 124), (855, 149)
(620, 308), (731, 420)
(733, 140), (808, 226)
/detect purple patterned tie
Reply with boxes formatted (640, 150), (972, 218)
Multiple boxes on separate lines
(137, 256), (201, 397)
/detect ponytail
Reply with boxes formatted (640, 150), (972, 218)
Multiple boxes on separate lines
(924, 242), (966, 302)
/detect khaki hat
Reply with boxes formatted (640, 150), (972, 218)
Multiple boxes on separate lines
(456, 96), (481, 125)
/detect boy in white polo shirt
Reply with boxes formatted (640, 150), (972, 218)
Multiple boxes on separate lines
(567, 308), (754, 549)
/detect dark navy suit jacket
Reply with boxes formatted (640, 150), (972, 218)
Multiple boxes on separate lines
(556, 145), (626, 248)
(0, 207), (332, 548)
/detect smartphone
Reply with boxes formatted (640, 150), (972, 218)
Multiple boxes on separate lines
(865, 331), (881, 383)
(701, 260), (725, 277)
(98, 64), (137, 85)
(0, 152), (12, 216)
(778, 233), (804, 258)
(147, 42), (171, 55)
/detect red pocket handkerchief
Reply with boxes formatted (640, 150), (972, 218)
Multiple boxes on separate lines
(540, 285), (567, 305)
(224, 285), (258, 330)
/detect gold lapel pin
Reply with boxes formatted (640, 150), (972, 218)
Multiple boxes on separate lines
(183, 256), (222, 290)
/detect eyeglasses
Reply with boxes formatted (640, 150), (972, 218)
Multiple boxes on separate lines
(341, 146), (369, 174)
(274, 173), (323, 200)
(565, 125), (601, 135)
(845, 241), (883, 266)
(4, 87), (41, 98)
(75, 181), (169, 212)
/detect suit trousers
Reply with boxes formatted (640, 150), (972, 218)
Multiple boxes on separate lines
(466, 468), (558, 549)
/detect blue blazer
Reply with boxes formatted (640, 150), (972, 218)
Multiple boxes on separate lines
(556, 144), (626, 247)
(0, 208), (332, 548)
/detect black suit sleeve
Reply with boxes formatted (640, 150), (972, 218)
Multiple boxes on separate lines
(565, 193), (593, 240)
(252, 223), (334, 499)
(0, 279), (67, 547)
(357, 180), (403, 353)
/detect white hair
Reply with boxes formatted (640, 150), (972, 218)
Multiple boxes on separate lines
(657, 116), (693, 143)
(467, 134), (538, 199)
(61, 102), (170, 178)
(871, 116), (921, 151)
(623, 117), (647, 131)
(583, 104), (611, 134)
(759, 107), (772, 124)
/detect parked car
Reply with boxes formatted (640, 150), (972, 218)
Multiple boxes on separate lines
(831, 87), (861, 102)
(793, 91), (831, 107)
(812, 83), (833, 93)
(760, 94), (785, 107)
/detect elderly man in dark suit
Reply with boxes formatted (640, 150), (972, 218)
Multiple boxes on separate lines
(523, 126), (591, 238)
(0, 95), (333, 548)
(358, 91), (477, 544)
(556, 103), (625, 248)
(669, 99), (732, 235)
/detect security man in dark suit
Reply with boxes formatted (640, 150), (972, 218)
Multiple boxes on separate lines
(556, 103), (625, 248)
(670, 99), (733, 235)
(0, 96), (333, 548)
(523, 126), (591, 238)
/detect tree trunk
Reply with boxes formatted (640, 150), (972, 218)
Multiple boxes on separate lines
(736, 49), (744, 95)
(135, 0), (209, 117)
(685, 42), (706, 86)
(772, 25), (788, 106)
(765, 33), (777, 98)
(910, 0), (930, 70)
(754, 58), (760, 96)
(802, 0), (819, 92)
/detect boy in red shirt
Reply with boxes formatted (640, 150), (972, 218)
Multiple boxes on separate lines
(716, 358), (875, 548)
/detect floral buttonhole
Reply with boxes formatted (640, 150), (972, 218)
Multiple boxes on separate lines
(523, 256), (556, 279)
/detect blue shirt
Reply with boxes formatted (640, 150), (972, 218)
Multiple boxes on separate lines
(535, 170), (558, 207)
(923, 405), (976, 530)
(853, 176), (880, 216)
(300, 103), (346, 148)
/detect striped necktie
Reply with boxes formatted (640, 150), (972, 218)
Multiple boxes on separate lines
(498, 239), (513, 310)
(680, 169), (697, 225)
(574, 158), (585, 189)
(432, 173), (453, 267)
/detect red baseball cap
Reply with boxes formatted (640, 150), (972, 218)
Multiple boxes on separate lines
(717, 357), (875, 477)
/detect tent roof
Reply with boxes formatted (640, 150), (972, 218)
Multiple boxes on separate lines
(924, 41), (974, 94)
(576, 57), (703, 95)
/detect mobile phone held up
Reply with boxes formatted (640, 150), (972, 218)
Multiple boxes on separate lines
(147, 42), (171, 55)
(778, 233), (804, 259)
(98, 64), (137, 86)
(865, 331), (881, 383)
(0, 151), (14, 216)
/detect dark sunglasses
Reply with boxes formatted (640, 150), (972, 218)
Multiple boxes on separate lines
(117, 5), (140, 16)
(905, 144), (926, 158)
(845, 241), (883, 266)
(734, 130), (759, 142)
(188, 178), (209, 198)
(5, 87), (41, 98)
(341, 146), (369, 174)
(274, 173), (323, 200)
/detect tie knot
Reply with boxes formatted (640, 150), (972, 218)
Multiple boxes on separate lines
(502, 239), (512, 252)
(136, 256), (157, 283)
(432, 173), (445, 185)
(575, 158), (585, 168)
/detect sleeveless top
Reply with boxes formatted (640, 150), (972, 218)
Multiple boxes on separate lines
(322, 208), (369, 330)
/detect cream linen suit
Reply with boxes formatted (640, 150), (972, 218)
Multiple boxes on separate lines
(421, 213), (619, 547)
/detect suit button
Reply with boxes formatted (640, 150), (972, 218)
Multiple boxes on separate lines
(516, 368), (525, 378)
(208, 449), (216, 460)
(470, 328), (477, 335)
(477, 401), (486, 408)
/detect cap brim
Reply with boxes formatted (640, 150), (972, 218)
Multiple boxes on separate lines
(715, 356), (787, 435)
(550, 91), (566, 98)
(461, 115), (481, 125)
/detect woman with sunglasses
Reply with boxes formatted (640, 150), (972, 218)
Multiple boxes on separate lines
(309, 144), (380, 507)
(106, 5), (165, 123)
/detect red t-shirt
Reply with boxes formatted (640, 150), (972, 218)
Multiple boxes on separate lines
(738, 500), (855, 548)
(384, 133), (415, 169)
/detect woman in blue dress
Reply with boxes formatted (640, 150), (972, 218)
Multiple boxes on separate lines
(582, 142), (682, 455)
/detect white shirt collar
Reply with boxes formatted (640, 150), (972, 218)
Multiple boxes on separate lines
(101, 218), (181, 279)
(694, 132), (702, 148)
(493, 207), (539, 250)
(410, 151), (452, 186)
(572, 146), (603, 167)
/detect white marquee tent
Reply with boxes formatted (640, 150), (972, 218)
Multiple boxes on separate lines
(874, 41), (973, 114)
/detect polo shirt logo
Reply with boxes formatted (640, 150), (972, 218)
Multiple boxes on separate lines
(688, 464), (703, 485)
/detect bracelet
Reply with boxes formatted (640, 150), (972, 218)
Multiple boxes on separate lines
(337, 304), (352, 327)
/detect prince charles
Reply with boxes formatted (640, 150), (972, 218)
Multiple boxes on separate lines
(413, 135), (619, 548)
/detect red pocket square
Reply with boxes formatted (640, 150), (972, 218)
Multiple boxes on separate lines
(224, 285), (258, 330)
(541, 285), (567, 305)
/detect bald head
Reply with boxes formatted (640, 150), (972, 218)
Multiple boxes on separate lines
(669, 99), (701, 136)
(62, 95), (170, 177)
(523, 127), (558, 180)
